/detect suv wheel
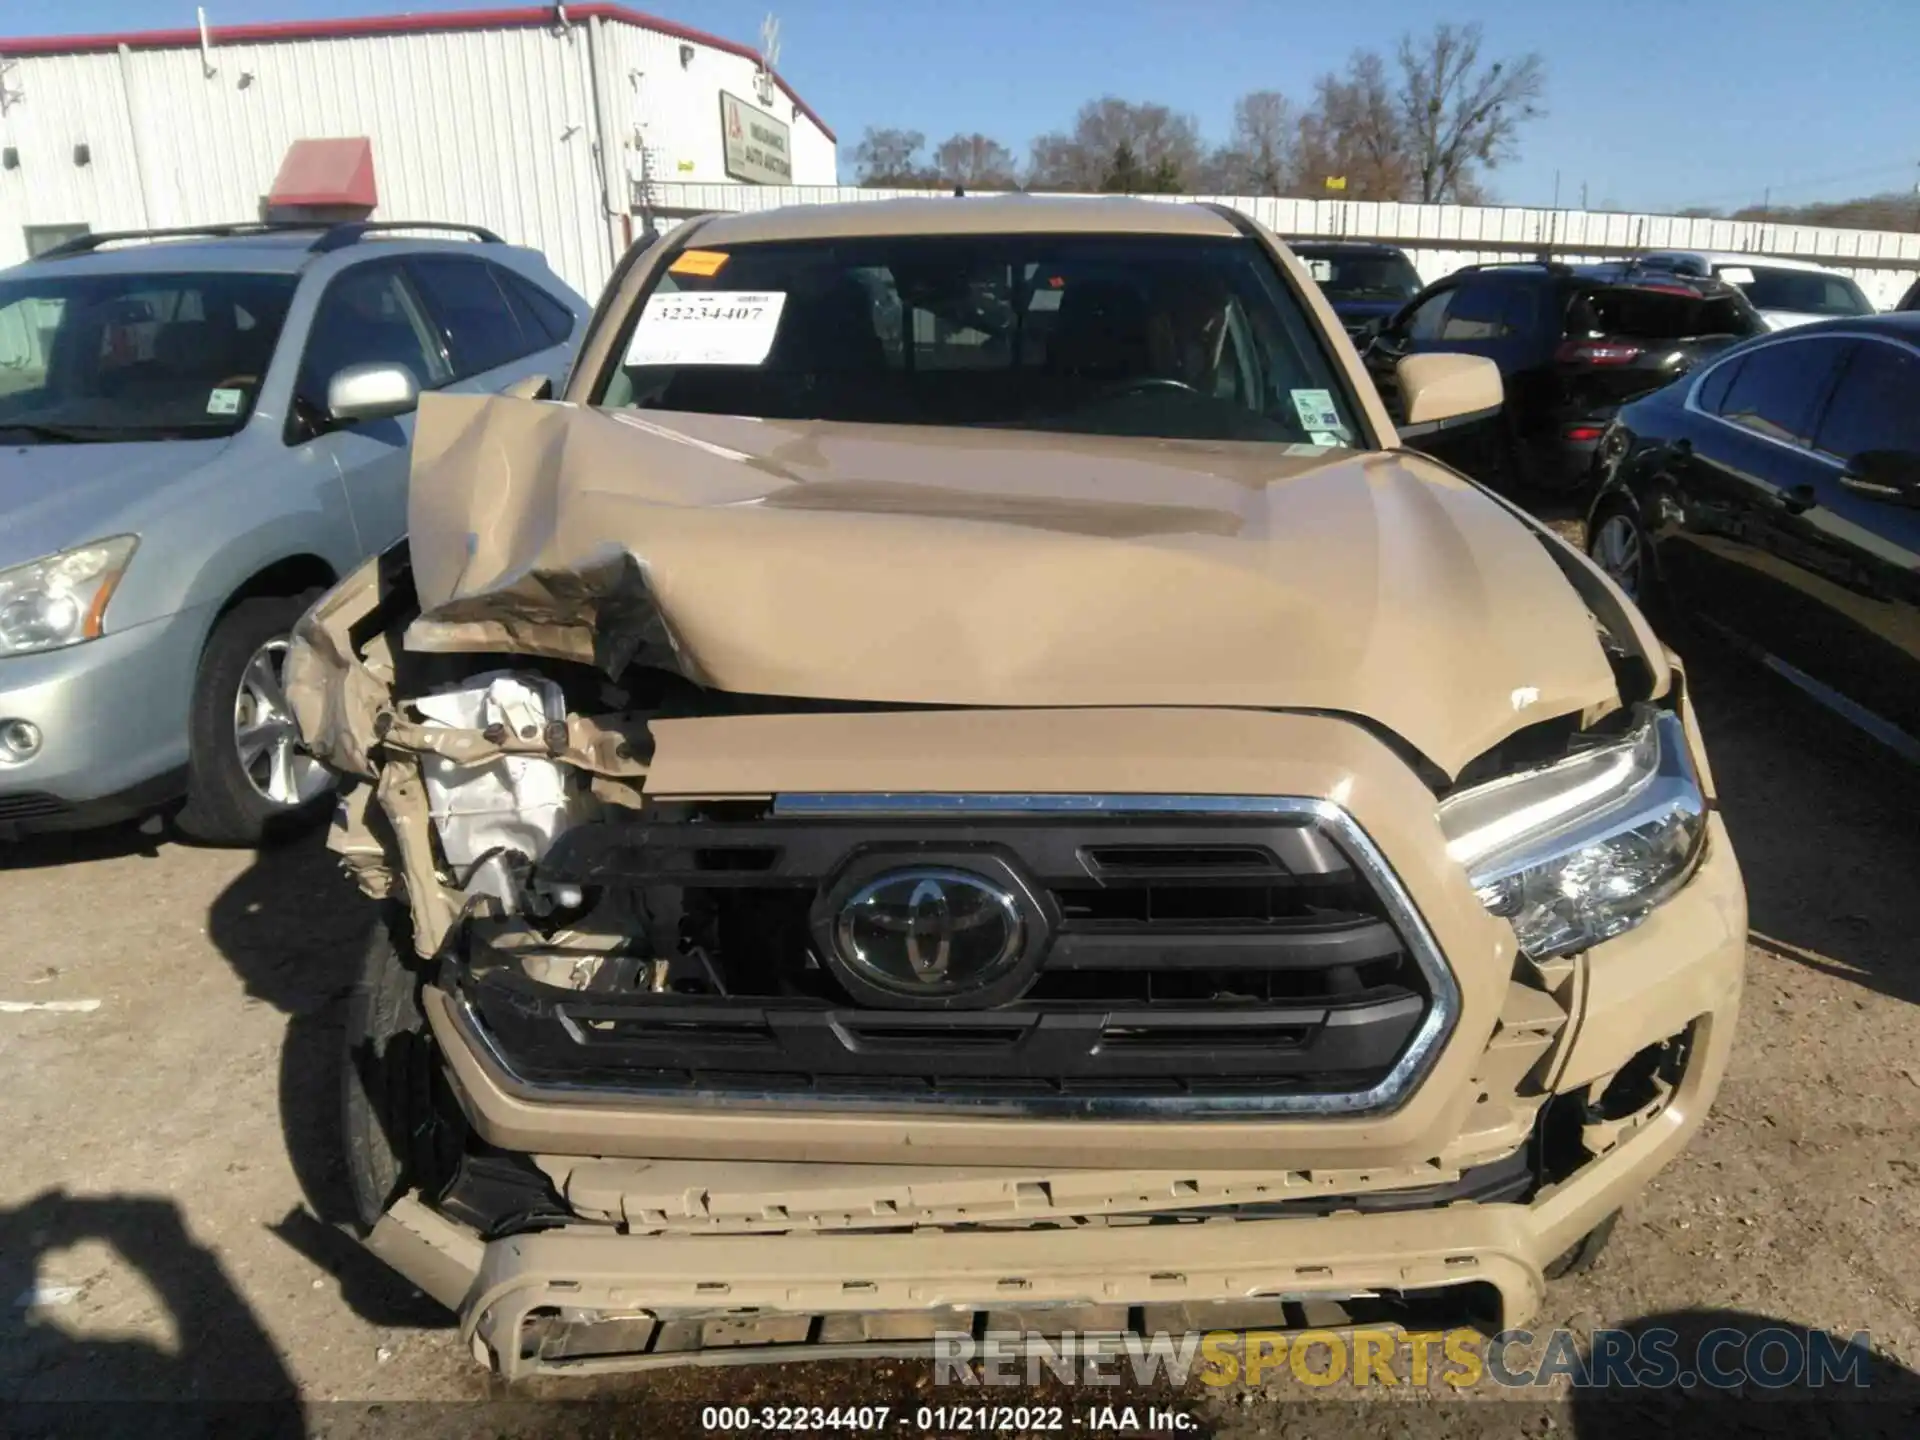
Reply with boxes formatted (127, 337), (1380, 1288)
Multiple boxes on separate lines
(175, 592), (335, 846)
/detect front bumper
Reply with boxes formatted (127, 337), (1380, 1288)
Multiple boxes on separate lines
(0, 605), (209, 831)
(387, 809), (1744, 1378)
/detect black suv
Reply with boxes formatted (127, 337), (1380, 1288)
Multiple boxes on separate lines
(1366, 261), (1767, 490)
(1287, 240), (1425, 341)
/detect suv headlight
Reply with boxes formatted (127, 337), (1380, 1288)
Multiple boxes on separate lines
(0, 536), (140, 657)
(1438, 707), (1707, 958)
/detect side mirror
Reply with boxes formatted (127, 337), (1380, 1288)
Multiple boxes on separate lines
(500, 372), (554, 401)
(326, 363), (419, 425)
(1841, 449), (1920, 507)
(1394, 353), (1503, 439)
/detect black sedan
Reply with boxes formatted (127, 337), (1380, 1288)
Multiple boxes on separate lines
(1586, 312), (1920, 760)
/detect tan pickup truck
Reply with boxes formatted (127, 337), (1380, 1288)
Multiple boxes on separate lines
(287, 196), (1745, 1379)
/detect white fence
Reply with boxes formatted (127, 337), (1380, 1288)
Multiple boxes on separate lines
(649, 184), (1920, 309)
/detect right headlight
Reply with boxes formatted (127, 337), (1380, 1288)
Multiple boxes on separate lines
(1437, 707), (1707, 959)
(0, 536), (140, 658)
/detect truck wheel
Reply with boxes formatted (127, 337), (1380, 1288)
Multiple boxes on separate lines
(341, 911), (463, 1233)
(175, 592), (335, 845)
(1544, 1210), (1619, 1280)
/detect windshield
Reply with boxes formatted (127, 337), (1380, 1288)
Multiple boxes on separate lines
(1295, 250), (1423, 302)
(599, 234), (1367, 446)
(1720, 265), (1872, 317)
(0, 270), (298, 443)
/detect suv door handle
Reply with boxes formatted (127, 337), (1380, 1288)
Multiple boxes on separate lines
(1779, 482), (1817, 515)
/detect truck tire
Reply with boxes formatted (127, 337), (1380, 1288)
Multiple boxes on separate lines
(175, 591), (335, 846)
(1545, 1210), (1620, 1280)
(341, 911), (462, 1234)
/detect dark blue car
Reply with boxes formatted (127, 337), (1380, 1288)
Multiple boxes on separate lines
(1287, 240), (1424, 341)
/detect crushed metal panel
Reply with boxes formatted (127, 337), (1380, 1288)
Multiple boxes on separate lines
(397, 393), (1622, 779)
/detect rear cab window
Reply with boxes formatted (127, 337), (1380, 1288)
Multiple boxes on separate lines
(598, 233), (1370, 446)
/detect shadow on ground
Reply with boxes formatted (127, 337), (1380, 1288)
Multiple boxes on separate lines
(0, 820), (166, 873)
(1676, 639), (1920, 1007)
(204, 829), (449, 1332)
(0, 1189), (304, 1434)
(1565, 1306), (1920, 1437)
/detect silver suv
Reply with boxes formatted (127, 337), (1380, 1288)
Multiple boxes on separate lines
(0, 221), (587, 843)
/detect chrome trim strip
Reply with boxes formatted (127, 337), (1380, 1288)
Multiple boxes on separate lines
(452, 793), (1463, 1120)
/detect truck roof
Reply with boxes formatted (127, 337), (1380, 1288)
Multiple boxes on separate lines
(686, 196), (1244, 247)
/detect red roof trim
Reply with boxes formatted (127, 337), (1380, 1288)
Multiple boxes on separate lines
(0, 4), (835, 141)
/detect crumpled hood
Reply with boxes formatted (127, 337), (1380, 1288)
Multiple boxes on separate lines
(402, 396), (1629, 778)
(0, 438), (227, 567)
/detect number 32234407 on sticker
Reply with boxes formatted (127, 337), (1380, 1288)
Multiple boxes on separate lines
(626, 290), (789, 367)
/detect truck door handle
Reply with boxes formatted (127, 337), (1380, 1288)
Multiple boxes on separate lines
(1779, 483), (1817, 515)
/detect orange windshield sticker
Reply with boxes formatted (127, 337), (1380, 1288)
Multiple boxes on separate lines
(670, 250), (731, 277)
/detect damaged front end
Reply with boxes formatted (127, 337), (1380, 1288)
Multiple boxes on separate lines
(286, 395), (1744, 1379)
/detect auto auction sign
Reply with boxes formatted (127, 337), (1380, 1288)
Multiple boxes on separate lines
(720, 91), (793, 185)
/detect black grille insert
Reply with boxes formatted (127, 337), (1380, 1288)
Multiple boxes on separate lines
(454, 809), (1440, 1111)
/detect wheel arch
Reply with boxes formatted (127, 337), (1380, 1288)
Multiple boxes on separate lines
(210, 553), (339, 626)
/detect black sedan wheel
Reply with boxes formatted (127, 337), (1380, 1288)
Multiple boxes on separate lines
(1589, 509), (1649, 601)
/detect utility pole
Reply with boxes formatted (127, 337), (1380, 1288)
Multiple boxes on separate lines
(1552, 170), (1560, 209)
(1580, 180), (1588, 210)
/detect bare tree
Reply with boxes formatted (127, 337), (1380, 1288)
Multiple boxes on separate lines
(1027, 98), (1204, 192)
(1203, 91), (1297, 196)
(932, 133), (1019, 190)
(1294, 51), (1411, 201)
(1396, 22), (1544, 203)
(852, 126), (933, 187)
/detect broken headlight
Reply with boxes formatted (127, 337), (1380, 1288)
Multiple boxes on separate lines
(0, 536), (139, 657)
(1438, 707), (1706, 959)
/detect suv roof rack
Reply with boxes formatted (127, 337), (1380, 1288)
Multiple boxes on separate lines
(35, 219), (506, 260)
(308, 221), (504, 252)
(35, 222), (318, 258)
(1452, 259), (1572, 276)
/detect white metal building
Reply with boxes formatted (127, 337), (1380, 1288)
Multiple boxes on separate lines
(0, 5), (838, 294)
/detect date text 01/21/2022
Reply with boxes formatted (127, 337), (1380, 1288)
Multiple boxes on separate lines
(700, 1404), (1198, 1432)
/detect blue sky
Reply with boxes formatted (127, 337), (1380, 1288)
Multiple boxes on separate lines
(12, 0), (1920, 211)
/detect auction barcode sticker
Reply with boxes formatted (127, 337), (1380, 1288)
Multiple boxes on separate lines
(626, 290), (788, 366)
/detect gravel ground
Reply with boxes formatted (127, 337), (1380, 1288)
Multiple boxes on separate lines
(2, 631), (1917, 1438)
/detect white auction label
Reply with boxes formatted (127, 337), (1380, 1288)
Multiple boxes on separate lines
(625, 290), (788, 367)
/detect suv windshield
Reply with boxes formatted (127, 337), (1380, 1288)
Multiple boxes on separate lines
(1296, 250), (1423, 302)
(0, 270), (298, 443)
(1724, 265), (1872, 317)
(600, 234), (1366, 445)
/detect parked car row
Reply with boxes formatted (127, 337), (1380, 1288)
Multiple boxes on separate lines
(1363, 259), (1767, 490)
(0, 221), (588, 842)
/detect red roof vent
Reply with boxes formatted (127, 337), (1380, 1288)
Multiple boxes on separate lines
(267, 137), (377, 215)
